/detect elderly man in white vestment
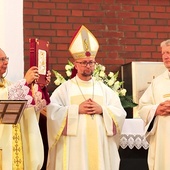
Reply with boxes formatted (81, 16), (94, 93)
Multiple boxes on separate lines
(138, 39), (170, 170)
(0, 48), (50, 170)
(47, 25), (127, 170)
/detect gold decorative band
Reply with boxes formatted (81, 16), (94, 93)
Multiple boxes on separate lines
(12, 124), (24, 170)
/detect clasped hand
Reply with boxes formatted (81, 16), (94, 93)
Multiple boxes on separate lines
(156, 100), (170, 116)
(79, 98), (102, 115)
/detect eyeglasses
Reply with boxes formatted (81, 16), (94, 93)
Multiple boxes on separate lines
(0, 57), (9, 62)
(76, 61), (96, 67)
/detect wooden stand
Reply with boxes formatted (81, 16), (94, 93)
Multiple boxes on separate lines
(0, 100), (27, 169)
(0, 100), (27, 124)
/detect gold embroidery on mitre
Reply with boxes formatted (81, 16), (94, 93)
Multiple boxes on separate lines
(163, 94), (170, 98)
(84, 39), (89, 51)
(12, 124), (24, 170)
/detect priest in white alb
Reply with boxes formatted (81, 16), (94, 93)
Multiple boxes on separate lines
(47, 25), (126, 170)
(0, 48), (51, 170)
(138, 39), (170, 170)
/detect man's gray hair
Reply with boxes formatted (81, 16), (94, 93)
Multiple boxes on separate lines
(160, 39), (170, 47)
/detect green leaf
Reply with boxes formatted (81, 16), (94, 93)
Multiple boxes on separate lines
(52, 69), (64, 78)
(119, 95), (138, 108)
(68, 60), (74, 67)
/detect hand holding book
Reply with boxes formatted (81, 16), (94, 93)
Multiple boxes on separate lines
(29, 38), (49, 85)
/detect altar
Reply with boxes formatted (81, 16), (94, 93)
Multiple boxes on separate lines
(119, 118), (149, 170)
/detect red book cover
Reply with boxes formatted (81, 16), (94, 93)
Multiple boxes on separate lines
(29, 38), (49, 85)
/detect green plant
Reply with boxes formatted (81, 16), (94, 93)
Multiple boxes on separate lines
(52, 61), (137, 108)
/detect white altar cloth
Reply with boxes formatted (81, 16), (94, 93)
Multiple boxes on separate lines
(120, 119), (149, 150)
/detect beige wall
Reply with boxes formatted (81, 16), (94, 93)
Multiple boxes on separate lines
(0, 0), (24, 82)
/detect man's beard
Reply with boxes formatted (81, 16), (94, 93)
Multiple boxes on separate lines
(81, 70), (93, 77)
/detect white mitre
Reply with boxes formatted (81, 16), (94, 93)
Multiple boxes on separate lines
(69, 25), (99, 60)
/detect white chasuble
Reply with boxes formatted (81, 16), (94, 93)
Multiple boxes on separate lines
(0, 79), (44, 170)
(0, 80), (13, 170)
(139, 70), (170, 170)
(47, 76), (126, 170)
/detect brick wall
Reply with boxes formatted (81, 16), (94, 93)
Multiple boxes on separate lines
(24, 0), (170, 94)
